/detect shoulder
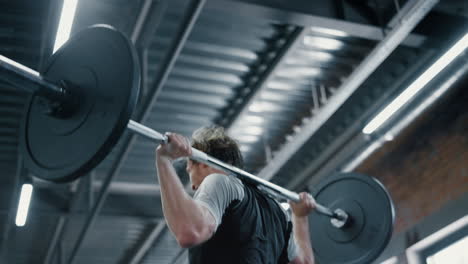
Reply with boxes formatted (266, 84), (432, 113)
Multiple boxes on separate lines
(196, 173), (245, 202)
(203, 173), (230, 183)
(201, 173), (244, 191)
(203, 173), (243, 187)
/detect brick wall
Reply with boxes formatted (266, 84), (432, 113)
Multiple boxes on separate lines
(356, 78), (468, 234)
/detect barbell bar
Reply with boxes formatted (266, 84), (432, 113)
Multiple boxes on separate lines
(0, 31), (342, 222)
(0, 54), (342, 222)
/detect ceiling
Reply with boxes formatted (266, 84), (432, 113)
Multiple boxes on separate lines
(0, 0), (467, 263)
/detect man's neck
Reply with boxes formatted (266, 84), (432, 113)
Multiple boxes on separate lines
(205, 168), (227, 176)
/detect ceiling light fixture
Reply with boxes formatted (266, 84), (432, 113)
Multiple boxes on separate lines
(53, 0), (79, 53)
(310, 27), (348, 37)
(303, 36), (344, 50)
(363, 33), (468, 134)
(15, 184), (33, 227)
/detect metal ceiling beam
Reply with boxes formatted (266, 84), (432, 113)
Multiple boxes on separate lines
(207, 0), (374, 24)
(66, 0), (205, 263)
(43, 217), (65, 264)
(127, 221), (167, 264)
(285, 49), (436, 190)
(206, 0), (427, 48)
(131, 0), (156, 44)
(221, 27), (307, 128)
(57, 241), (65, 264)
(33, 178), (161, 196)
(180, 255), (190, 264)
(42, 177), (94, 264)
(131, 0), (168, 97)
(131, 0), (167, 48)
(0, 208), (163, 220)
(256, 0), (439, 182)
(172, 249), (188, 264)
(85, 172), (94, 210)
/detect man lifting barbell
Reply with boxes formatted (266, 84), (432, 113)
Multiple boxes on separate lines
(1, 24), (395, 264)
(155, 126), (316, 264)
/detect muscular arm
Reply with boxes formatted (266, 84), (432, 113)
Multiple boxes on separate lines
(289, 192), (315, 264)
(156, 141), (216, 248)
(290, 215), (314, 264)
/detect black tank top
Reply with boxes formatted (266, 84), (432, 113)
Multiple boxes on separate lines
(188, 182), (292, 264)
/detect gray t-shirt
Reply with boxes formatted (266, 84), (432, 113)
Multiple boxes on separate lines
(193, 173), (299, 261)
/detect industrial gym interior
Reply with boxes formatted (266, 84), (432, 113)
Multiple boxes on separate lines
(0, 0), (467, 263)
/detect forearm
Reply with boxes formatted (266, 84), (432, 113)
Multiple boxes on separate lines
(292, 215), (315, 264)
(156, 156), (211, 245)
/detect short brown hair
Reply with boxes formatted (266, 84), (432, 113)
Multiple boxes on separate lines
(191, 126), (244, 169)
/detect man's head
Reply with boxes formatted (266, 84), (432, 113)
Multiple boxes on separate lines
(186, 126), (243, 190)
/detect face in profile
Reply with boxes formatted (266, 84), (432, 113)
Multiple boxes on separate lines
(186, 159), (205, 190)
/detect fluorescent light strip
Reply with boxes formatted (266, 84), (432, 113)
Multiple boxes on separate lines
(15, 184), (33, 227)
(310, 27), (348, 37)
(363, 33), (468, 134)
(53, 0), (79, 53)
(303, 36), (344, 50)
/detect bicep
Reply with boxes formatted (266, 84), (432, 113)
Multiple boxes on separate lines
(194, 202), (218, 242)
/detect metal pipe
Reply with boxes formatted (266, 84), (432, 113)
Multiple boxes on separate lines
(172, 249), (188, 264)
(130, 0), (154, 44)
(43, 217), (66, 264)
(128, 221), (167, 264)
(43, 176), (91, 264)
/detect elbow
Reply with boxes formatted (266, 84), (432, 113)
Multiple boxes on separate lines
(173, 217), (216, 248)
(293, 255), (315, 264)
(178, 239), (194, 248)
(175, 230), (204, 248)
(302, 257), (315, 264)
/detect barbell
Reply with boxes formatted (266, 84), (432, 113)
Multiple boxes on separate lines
(0, 24), (394, 264)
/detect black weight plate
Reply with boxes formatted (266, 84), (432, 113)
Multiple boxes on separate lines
(20, 25), (140, 182)
(309, 172), (395, 264)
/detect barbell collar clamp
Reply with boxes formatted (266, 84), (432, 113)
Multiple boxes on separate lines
(330, 208), (349, 228)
